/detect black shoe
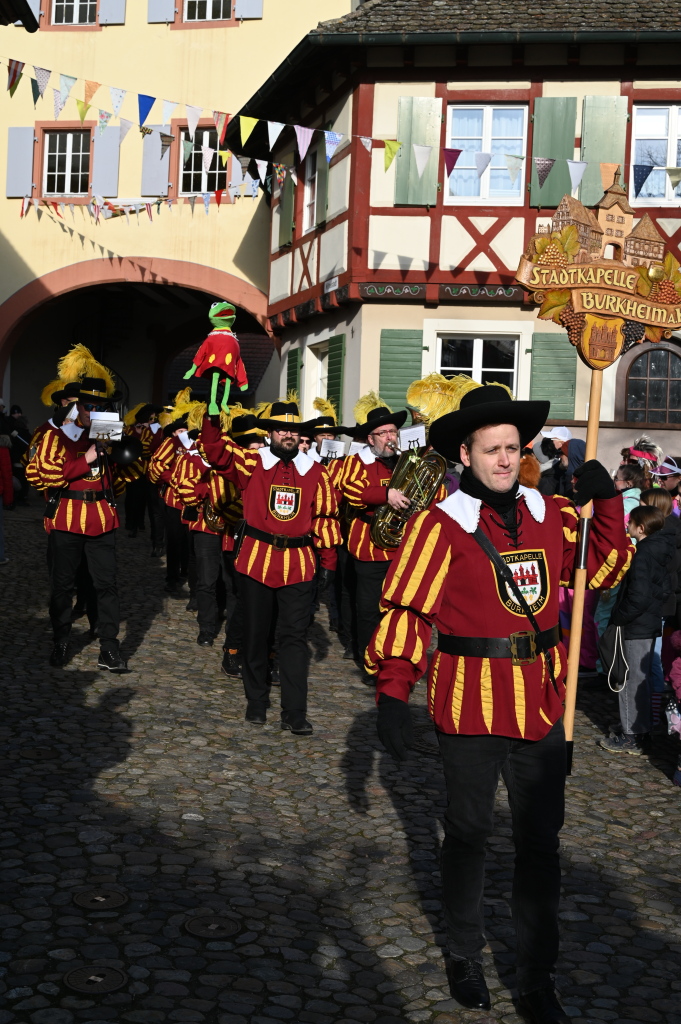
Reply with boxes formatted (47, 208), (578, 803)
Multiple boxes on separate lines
(164, 582), (185, 599)
(49, 641), (69, 667)
(97, 647), (128, 673)
(446, 959), (490, 1010)
(221, 650), (242, 678)
(343, 646), (355, 660)
(197, 632), (214, 647)
(516, 987), (569, 1024)
(281, 713), (313, 736)
(186, 596), (198, 612)
(245, 703), (267, 725)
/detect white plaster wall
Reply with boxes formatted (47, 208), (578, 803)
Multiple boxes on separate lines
(372, 82), (435, 139)
(269, 253), (292, 303)
(319, 221), (349, 281)
(328, 92), (354, 155)
(369, 215), (431, 271)
(370, 149), (396, 207)
(440, 216), (475, 270)
(255, 348), (284, 405)
(327, 156), (351, 221)
(489, 218), (526, 271)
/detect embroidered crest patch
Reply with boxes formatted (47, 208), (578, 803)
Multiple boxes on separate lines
(492, 548), (550, 616)
(269, 485), (301, 521)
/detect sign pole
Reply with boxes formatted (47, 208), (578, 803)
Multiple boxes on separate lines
(563, 367), (603, 775)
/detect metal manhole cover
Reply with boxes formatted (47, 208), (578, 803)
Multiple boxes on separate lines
(20, 747), (59, 760)
(185, 916), (240, 938)
(63, 965), (128, 994)
(73, 888), (128, 910)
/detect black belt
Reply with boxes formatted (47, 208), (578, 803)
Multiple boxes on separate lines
(438, 624), (560, 666)
(356, 511), (374, 524)
(244, 525), (312, 550)
(62, 490), (107, 503)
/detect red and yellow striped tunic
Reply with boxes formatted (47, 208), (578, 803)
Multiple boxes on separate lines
(366, 487), (633, 741)
(200, 418), (341, 588)
(171, 448), (240, 537)
(148, 435), (185, 511)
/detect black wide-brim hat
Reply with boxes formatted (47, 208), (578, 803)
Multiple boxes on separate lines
(163, 414), (189, 438)
(51, 381), (82, 404)
(353, 407), (408, 440)
(72, 377), (121, 404)
(135, 403), (163, 423)
(429, 386), (550, 461)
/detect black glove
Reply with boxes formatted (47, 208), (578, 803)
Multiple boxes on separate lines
(376, 693), (413, 762)
(318, 567), (335, 593)
(573, 459), (617, 504)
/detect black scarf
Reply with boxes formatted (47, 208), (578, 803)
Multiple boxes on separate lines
(270, 442), (297, 465)
(459, 466), (519, 514)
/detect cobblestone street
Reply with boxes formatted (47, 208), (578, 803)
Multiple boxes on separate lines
(1, 506), (681, 1024)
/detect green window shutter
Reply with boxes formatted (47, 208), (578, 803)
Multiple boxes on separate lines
(278, 173), (295, 248)
(326, 335), (345, 416)
(315, 138), (329, 227)
(379, 329), (423, 411)
(286, 348), (301, 394)
(579, 96), (628, 206)
(530, 333), (576, 419)
(394, 96), (442, 206)
(530, 97), (577, 207)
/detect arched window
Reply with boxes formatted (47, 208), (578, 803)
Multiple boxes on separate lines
(626, 345), (681, 423)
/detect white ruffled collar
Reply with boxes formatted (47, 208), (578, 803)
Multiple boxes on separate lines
(57, 421), (84, 442)
(258, 446), (314, 477)
(436, 485), (546, 534)
(356, 445), (376, 465)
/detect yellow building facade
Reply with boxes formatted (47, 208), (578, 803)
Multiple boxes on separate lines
(0, 0), (350, 423)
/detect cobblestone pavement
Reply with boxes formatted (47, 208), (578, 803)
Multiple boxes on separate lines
(1, 506), (681, 1024)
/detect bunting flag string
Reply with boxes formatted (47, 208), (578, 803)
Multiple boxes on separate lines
(359, 136), (373, 153)
(633, 164), (655, 198)
(98, 110), (112, 134)
(324, 130), (343, 163)
(444, 148), (462, 176)
(119, 118), (133, 144)
(240, 115), (258, 147)
(159, 132), (174, 159)
(84, 80), (100, 106)
(183, 139), (194, 166)
(76, 99), (90, 124)
(201, 145), (215, 174)
(185, 104), (202, 140)
(53, 87), (65, 119)
(412, 144), (432, 180)
(504, 153), (524, 185)
(162, 99), (178, 126)
(566, 159), (588, 191)
(30, 77), (40, 107)
(294, 125), (314, 162)
(138, 93), (156, 126)
(60, 74), (77, 105)
(7, 59), (23, 95)
(666, 167), (681, 190)
(33, 66), (50, 97)
(213, 111), (228, 146)
(534, 156), (556, 188)
(218, 149), (230, 167)
(110, 87), (126, 117)
(475, 152), (492, 177)
(255, 158), (268, 182)
(384, 140), (401, 171)
(267, 121), (285, 151)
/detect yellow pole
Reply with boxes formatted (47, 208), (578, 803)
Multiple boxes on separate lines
(563, 368), (603, 774)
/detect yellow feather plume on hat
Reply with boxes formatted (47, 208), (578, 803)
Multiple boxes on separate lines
(187, 402), (208, 432)
(173, 387), (192, 407)
(56, 344), (116, 397)
(353, 391), (391, 425)
(285, 389), (299, 405)
(406, 374), (481, 425)
(313, 396), (337, 421)
(41, 378), (66, 408)
(124, 403), (146, 428)
(158, 410), (173, 428)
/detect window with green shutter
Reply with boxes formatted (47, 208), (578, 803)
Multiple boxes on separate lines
(286, 347), (302, 395)
(315, 136), (329, 227)
(394, 97), (442, 207)
(530, 97), (577, 207)
(326, 334), (345, 416)
(530, 333), (576, 419)
(579, 96), (628, 206)
(379, 329), (424, 411)
(278, 172), (295, 248)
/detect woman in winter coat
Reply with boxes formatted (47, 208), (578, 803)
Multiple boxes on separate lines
(0, 433), (14, 565)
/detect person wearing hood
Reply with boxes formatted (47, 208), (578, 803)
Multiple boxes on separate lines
(537, 427), (585, 498)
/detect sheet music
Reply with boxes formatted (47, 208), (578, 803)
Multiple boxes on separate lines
(399, 424), (426, 450)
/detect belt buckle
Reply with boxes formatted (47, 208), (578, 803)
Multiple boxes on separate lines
(509, 630), (537, 666)
(272, 534), (288, 550)
(82, 490), (95, 503)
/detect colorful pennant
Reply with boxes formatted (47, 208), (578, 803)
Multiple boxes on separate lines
(324, 130), (343, 163)
(84, 80), (100, 106)
(160, 133), (174, 159)
(138, 93), (156, 126)
(255, 159), (268, 182)
(7, 59), (24, 95)
(162, 99), (178, 126)
(294, 125), (314, 162)
(633, 164), (655, 197)
(33, 66), (50, 97)
(504, 153), (524, 185)
(203, 193), (211, 215)
(666, 167), (681, 190)
(240, 115), (258, 147)
(53, 87), (65, 119)
(444, 148), (462, 176)
(534, 157), (555, 188)
(213, 110), (229, 146)
(183, 139), (194, 166)
(60, 74), (77, 105)
(76, 99), (90, 124)
(98, 110), (112, 134)
(202, 145), (215, 174)
(30, 78), (40, 107)
(384, 140), (402, 171)
(110, 87), (126, 117)
(359, 136), (373, 153)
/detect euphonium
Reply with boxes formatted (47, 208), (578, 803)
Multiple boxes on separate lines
(370, 444), (447, 549)
(203, 497), (228, 533)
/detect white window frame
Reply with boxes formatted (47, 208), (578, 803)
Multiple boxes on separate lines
(43, 130), (91, 197)
(445, 104), (528, 207)
(422, 319), (534, 399)
(630, 104), (681, 206)
(178, 127), (226, 196)
(183, 0), (231, 21)
(52, 0), (97, 24)
(302, 149), (318, 235)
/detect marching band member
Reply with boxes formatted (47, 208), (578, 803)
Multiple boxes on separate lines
(200, 397), (341, 734)
(368, 380), (632, 1022)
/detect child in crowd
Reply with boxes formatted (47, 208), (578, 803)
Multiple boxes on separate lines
(613, 464), (646, 523)
(600, 505), (674, 755)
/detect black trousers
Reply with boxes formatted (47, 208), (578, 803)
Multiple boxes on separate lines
(146, 479), (165, 548)
(437, 720), (566, 994)
(124, 475), (146, 531)
(336, 545), (355, 651)
(354, 558), (391, 660)
(240, 572), (314, 714)
(49, 529), (120, 645)
(193, 531), (224, 636)
(223, 553), (244, 651)
(164, 505), (189, 584)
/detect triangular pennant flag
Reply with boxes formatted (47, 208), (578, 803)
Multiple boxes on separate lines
(384, 140), (402, 171)
(30, 78), (40, 107)
(239, 116), (258, 147)
(160, 133), (174, 159)
(272, 162), (286, 187)
(229, 185), (240, 201)
(267, 121), (285, 151)
(188, 195), (196, 215)
(9, 75), (22, 99)
(412, 144), (432, 179)
(146, 202), (153, 223)
(566, 159), (588, 191)
(21, 196), (30, 218)
(109, 87), (126, 117)
(185, 105), (202, 140)
(162, 99), (178, 126)
(32, 197), (39, 211)
(76, 99), (91, 124)
(139, 125), (153, 137)
(203, 192), (211, 215)
(249, 175), (260, 198)
(119, 118), (133, 144)
(633, 164), (655, 198)
(324, 130), (343, 163)
(60, 74), (77, 105)
(215, 189), (224, 209)
(444, 148), (462, 176)
(155, 198), (162, 215)
(201, 145), (215, 174)
(53, 88), (65, 119)
(504, 153), (524, 186)
(600, 162), (619, 191)
(59, 203), (66, 219)
(84, 80), (100, 106)
(289, 168), (298, 187)
(7, 60), (24, 92)
(475, 152), (492, 177)
(183, 139), (194, 165)
(69, 203), (75, 220)
(98, 110), (112, 134)
(218, 150), (230, 167)
(294, 125), (314, 162)
(534, 157), (555, 188)
(230, 159), (243, 187)
(359, 136), (373, 153)
(213, 111), (229, 146)
(33, 67), (50, 97)
(138, 93), (156, 126)
(224, 185), (234, 203)
(666, 167), (681, 190)
(255, 158), (268, 182)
